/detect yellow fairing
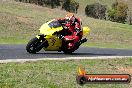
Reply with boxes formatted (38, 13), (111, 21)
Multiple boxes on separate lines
(39, 20), (63, 36)
(36, 35), (62, 51)
(44, 35), (62, 51)
(83, 26), (90, 36)
(38, 20), (63, 51)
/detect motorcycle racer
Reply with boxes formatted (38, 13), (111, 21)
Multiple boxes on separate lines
(57, 13), (85, 50)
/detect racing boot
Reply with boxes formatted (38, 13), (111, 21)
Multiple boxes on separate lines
(80, 38), (87, 44)
(74, 38), (87, 50)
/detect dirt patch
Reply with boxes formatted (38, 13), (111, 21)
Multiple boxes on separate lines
(117, 66), (132, 74)
(16, 16), (32, 24)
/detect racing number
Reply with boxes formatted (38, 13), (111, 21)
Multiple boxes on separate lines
(49, 38), (56, 46)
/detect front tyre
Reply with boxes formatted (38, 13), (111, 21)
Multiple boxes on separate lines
(26, 37), (40, 54)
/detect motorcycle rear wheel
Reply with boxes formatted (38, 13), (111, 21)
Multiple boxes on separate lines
(63, 49), (74, 54)
(62, 42), (75, 54)
(63, 50), (73, 54)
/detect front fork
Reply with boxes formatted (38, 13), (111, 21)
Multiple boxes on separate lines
(36, 35), (49, 51)
(36, 35), (44, 41)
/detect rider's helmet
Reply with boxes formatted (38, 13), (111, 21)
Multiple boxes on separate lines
(65, 13), (75, 25)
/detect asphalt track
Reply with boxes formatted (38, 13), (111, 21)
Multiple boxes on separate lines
(0, 44), (132, 61)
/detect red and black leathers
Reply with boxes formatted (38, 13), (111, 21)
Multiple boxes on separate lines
(57, 18), (83, 49)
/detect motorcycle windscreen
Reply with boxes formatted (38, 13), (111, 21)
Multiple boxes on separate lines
(39, 20), (63, 35)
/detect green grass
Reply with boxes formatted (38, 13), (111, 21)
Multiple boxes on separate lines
(83, 42), (132, 49)
(0, 38), (26, 44)
(0, 0), (132, 49)
(80, 17), (132, 49)
(0, 58), (132, 88)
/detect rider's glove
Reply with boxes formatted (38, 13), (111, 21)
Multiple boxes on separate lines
(58, 34), (64, 40)
(53, 32), (64, 40)
(64, 26), (68, 29)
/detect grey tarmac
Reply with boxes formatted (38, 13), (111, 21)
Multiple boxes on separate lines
(0, 44), (132, 63)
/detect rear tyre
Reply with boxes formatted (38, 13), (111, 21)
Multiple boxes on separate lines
(63, 48), (74, 54)
(26, 37), (40, 54)
(62, 42), (74, 54)
(63, 50), (73, 54)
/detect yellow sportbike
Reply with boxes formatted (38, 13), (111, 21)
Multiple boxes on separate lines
(26, 20), (90, 54)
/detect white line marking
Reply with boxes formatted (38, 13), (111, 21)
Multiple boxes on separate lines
(0, 56), (132, 63)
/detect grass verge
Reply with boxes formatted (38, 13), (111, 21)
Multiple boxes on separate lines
(0, 58), (132, 88)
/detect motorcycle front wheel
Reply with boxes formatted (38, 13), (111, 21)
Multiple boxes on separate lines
(26, 37), (41, 54)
